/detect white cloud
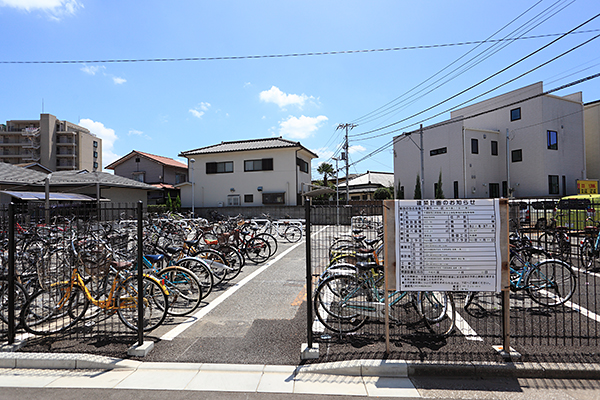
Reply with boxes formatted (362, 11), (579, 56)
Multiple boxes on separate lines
(128, 129), (143, 136)
(112, 76), (126, 85)
(78, 118), (119, 168)
(279, 115), (328, 139)
(189, 102), (211, 119)
(260, 86), (312, 109)
(0, 0), (83, 18)
(349, 145), (366, 154)
(80, 65), (104, 75)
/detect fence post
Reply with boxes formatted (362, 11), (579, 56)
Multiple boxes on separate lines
(304, 197), (313, 349)
(7, 202), (15, 344)
(137, 200), (144, 346)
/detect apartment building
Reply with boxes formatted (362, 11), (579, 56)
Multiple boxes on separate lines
(393, 82), (585, 199)
(0, 113), (102, 172)
(585, 99), (600, 182)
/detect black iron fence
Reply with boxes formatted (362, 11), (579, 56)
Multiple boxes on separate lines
(307, 200), (600, 361)
(1, 202), (148, 351)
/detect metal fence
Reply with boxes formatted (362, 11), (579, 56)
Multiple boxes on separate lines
(1, 202), (148, 353)
(307, 200), (600, 362)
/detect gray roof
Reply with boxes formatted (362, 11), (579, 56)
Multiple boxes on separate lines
(0, 162), (49, 185)
(346, 171), (394, 188)
(180, 137), (318, 158)
(0, 163), (155, 190)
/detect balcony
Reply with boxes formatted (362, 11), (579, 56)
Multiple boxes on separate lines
(57, 153), (76, 158)
(56, 164), (77, 170)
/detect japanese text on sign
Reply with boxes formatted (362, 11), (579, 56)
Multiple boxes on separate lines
(395, 199), (501, 292)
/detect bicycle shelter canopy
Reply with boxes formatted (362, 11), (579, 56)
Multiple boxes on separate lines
(1, 191), (104, 202)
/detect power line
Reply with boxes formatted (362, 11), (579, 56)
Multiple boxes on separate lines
(349, 71), (600, 169)
(1, 30), (599, 64)
(350, 13), (600, 140)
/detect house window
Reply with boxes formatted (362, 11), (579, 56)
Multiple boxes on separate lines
(93, 141), (98, 148)
(511, 149), (522, 162)
(206, 161), (233, 174)
(549, 175), (559, 195)
(93, 162), (98, 169)
(510, 107), (521, 121)
(244, 194), (254, 203)
(547, 130), (558, 150)
(244, 158), (273, 172)
(93, 151), (98, 158)
(471, 138), (479, 154)
(491, 140), (498, 156)
(227, 195), (240, 206)
(502, 181), (508, 197)
(175, 173), (186, 184)
(262, 192), (285, 204)
(296, 157), (309, 173)
(430, 147), (447, 156)
(133, 172), (145, 182)
(489, 183), (500, 198)
(453, 181), (459, 199)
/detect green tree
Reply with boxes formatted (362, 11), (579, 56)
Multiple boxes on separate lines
(166, 192), (173, 211)
(435, 171), (445, 199)
(174, 194), (181, 211)
(373, 187), (393, 200)
(317, 162), (335, 188)
(397, 182), (404, 199)
(414, 174), (422, 199)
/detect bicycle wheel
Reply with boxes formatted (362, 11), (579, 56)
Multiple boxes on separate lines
(526, 260), (576, 307)
(194, 249), (228, 285)
(283, 225), (302, 243)
(418, 291), (455, 337)
(176, 257), (215, 297)
(21, 283), (86, 336)
(116, 275), (168, 332)
(157, 266), (202, 316)
(580, 239), (599, 270)
(257, 233), (278, 257)
(313, 273), (368, 333)
(538, 232), (559, 256)
(0, 278), (29, 334)
(244, 237), (271, 264)
(216, 245), (244, 281)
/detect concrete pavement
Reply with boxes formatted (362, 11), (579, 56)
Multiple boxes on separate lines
(0, 352), (599, 397)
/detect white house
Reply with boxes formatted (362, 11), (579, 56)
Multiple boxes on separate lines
(179, 137), (318, 208)
(393, 82), (585, 199)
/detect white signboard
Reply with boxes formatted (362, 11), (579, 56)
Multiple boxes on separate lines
(395, 199), (502, 292)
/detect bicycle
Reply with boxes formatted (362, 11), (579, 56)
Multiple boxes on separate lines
(257, 213), (303, 243)
(19, 238), (169, 335)
(579, 217), (600, 271)
(314, 260), (455, 336)
(537, 215), (572, 261)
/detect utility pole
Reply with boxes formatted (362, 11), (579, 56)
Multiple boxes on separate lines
(337, 123), (357, 204)
(420, 124), (424, 198)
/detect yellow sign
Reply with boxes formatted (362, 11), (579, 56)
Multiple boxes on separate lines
(577, 180), (599, 194)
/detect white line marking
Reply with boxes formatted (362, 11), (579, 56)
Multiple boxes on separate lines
(161, 226), (328, 341)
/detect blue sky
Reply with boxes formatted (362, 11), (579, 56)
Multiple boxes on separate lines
(1, 0), (599, 179)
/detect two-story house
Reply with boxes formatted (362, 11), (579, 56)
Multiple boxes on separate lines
(105, 150), (188, 205)
(179, 137), (317, 208)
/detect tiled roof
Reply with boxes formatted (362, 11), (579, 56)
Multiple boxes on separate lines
(105, 150), (187, 170)
(0, 162), (49, 185)
(180, 137), (318, 158)
(346, 171), (394, 187)
(48, 170), (157, 190)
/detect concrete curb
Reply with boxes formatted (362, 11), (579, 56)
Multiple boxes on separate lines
(1, 353), (600, 379)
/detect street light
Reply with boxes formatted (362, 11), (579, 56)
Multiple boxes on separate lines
(190, 158), (195, 217)
(332, 157), (340, 225)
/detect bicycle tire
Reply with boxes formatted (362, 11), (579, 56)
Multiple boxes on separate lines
(526, 260), (576, 307)
(0, 278), (29, 334)
(157, 266), (202, 316)
(116, 275), (168, 332)
(257, 233), (278, 257)
(283, 225), (302, 243)
(313, 273), (368, 333)
(193, 249), (228, 285)
(537, 232), (558, 255)
(21, 283), (86, 336)
(216, 245), (244, 281)
(580, 239), (599, 270)
(418, 291), (455, 337)
(176, 257), (215, 297)
(244, 237), (271, 264)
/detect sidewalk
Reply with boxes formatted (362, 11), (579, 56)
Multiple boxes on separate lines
(0, 352), (599, 397)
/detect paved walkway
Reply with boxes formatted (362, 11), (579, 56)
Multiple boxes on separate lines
(0, 352), (599, 397)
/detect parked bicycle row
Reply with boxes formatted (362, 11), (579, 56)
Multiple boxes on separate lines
(0, 208), (303, 339)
